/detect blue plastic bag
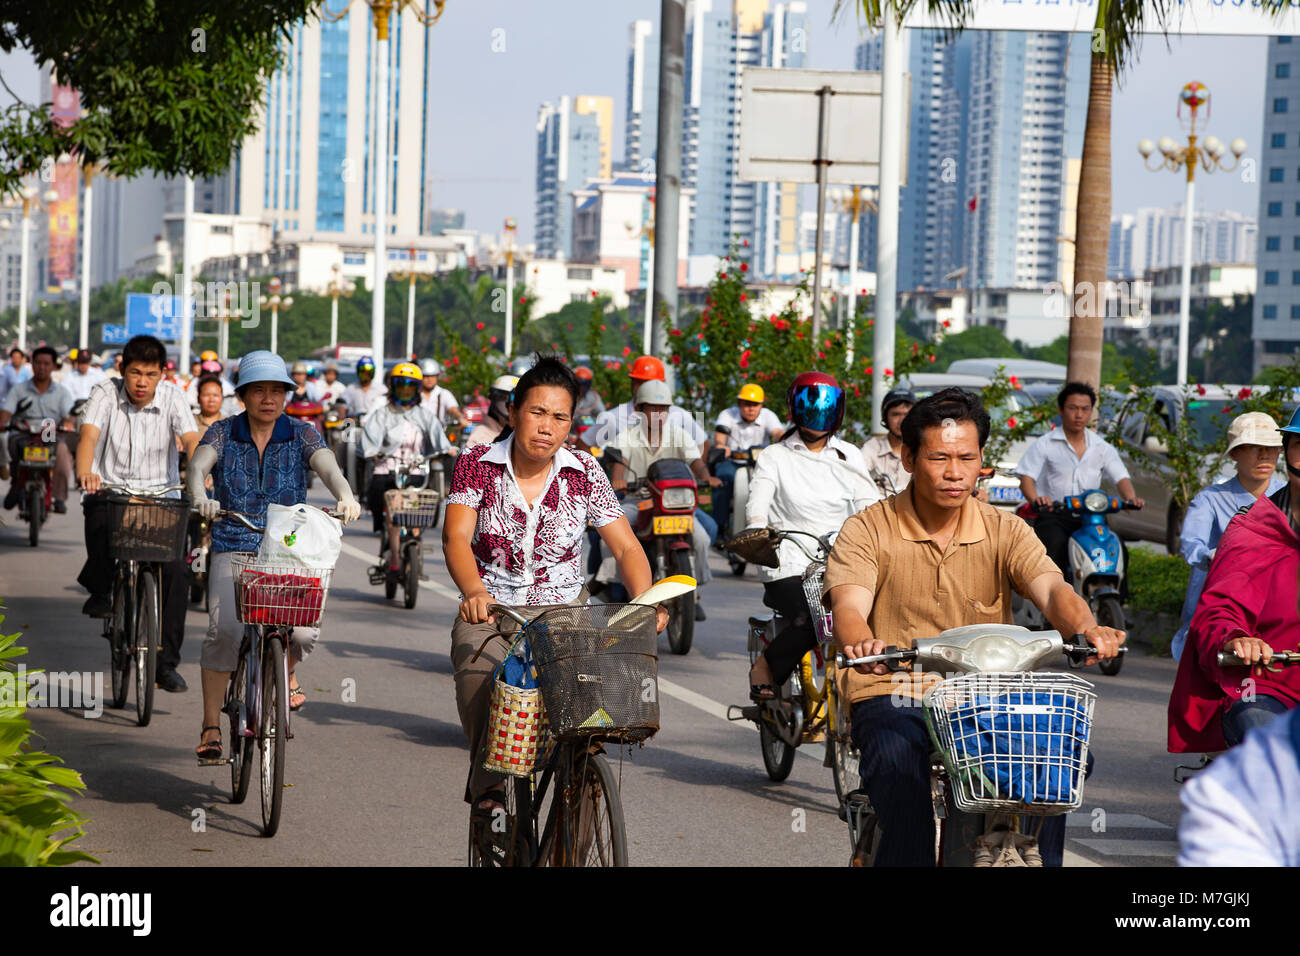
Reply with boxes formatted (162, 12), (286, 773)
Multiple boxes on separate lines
(502, 640), (539, 690)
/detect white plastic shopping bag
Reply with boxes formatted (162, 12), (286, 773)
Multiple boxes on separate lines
(256, 503), (342, 569)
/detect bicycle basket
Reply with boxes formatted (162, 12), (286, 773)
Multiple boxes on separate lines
(801, 559), (832, 642)
(724, 527), (780, 568)
(230, 553), (333, 628)
(483, 677), (551, 777)
(390, 488), (440, 528)
(526, 604), (659, 742)
(106, 492), (191, 563)
(923, 672), (1095, 816)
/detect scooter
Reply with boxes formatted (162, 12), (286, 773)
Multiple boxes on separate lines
(367, 452), (440, 609)
(1011, 489), (1138, 677)
(707, 439), (763, 576)
(7, 420), (58, 547)
(597, 448), (701, 656)
(838, 626), (1124, 866)
(287, 397), (326, 489)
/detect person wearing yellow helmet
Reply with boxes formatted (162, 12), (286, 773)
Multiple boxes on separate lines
(62, 347), (106, 403)
(710, 382), (784, 535)
(361, 361), (455, 579)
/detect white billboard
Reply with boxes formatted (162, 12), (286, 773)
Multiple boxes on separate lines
(738, 68), (910, 186)
(903, 0), (1300, 36)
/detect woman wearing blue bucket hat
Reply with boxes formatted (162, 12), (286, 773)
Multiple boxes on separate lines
(185, 350), (362, 761)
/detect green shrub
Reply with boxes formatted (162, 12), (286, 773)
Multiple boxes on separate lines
(1126, 548), (1190, 616)
(0, 611), (96, 866)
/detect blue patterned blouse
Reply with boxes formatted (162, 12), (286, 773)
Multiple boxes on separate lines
(200, 412), (325, 554)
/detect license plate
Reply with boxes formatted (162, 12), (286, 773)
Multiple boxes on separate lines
(653, 515), (694, 535)
(989, 486), (1023, 503)
(22, 446), (51, 462)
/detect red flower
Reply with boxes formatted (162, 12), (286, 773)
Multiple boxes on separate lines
(451, 356), (460, 365)
(476, 322), (485, 331)
(669, 328), (683, 337)
(1238, 387), (1253, 400)
(796, 332), (804, 340)
(818, 351), (826, 359)
(866, 366), (873, 375)
(591, 290), (599, 298)
(928, 354), (936, 362)
(519, 296), (527, 305)
(743, 239), (749, 247)
(720, 272), (727, 279)
(566, 322), (574, 331)
(740, 349), (752, 369)
(697, 333), (704, 340)
(911, 343), (919, 353)
(1007, 417), (1018, 429)
(600, 324), (607, 331)
(853, 386), (861, 397)
(740, 263), (748, 273)
(859, 288), (866, 295)
(942, 320), (951, 328)
(1009, 375), (1020, 388)
(1196, 384), (1206, 396)
(671, 354), (681, 365)
(622, 346), (632, 357)
(490, 336), (498, 344)
(1221, 407), (1231, 415)
(739, 293), (747, 302)
(885, 368), (893, 376)
(769, 313), (778, 321)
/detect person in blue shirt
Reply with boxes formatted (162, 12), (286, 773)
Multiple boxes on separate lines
(186, 351), (361, 761)
(1170, 411), (1285, 661)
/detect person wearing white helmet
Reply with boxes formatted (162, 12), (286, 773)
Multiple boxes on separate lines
(419, 358), (470, 428)
(318, 360), (347, 407)
(464, 375), (517, 447)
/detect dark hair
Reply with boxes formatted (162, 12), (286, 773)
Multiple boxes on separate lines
(196, 373), (224, 394)
(496, 353), (580, 443)
(31, 345), (57, 364)
(1057, 381), (1097, 410)
(121, 335), (167, 371)
(900, 387), (991, 456)
(9, 347), (24, 358)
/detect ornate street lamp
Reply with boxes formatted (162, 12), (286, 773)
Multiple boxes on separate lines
(0, 184), (61, 351)
(259, 276), (293, 356)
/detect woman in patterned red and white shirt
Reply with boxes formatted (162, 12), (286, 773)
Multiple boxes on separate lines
(442, 355), (668, 818)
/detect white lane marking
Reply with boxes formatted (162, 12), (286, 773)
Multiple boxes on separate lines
(337, 539), (462, 601)
(1063, 849), (1101, 868)
(1066, 812), (1172, 830)
(656, 676), (822, 763)
(1069, 839), (1179, 858)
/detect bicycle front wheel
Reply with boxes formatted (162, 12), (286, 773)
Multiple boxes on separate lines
(228, 648), (254, 804)
(259, 636), (288, 837)
(546, 749), (628, 867)
(467, 775), (533, 867)
(134, 569), (159, 727)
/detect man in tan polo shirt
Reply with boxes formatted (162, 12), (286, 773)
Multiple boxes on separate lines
(824, 387), (1125, 866)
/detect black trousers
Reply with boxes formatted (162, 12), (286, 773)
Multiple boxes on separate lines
(1033, 511), (1081, 575)
(366, 474), (397, 534)
(77, 495), (188, 673)
(850, 696), (1073, 866)
(760, 576), (819, 686)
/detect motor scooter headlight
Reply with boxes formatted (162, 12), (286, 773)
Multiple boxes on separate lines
(661, 487), (696, 511)
(949, 634), (1056, 673)
(1084, 491), (1109, 513)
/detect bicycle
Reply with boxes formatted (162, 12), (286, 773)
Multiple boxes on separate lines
(726, 529), (858, 803)
(198, 508), (337, 838)
(367, 452), (440, 608)
(467, 602), (660, 868)
(98, 484), (191, 727)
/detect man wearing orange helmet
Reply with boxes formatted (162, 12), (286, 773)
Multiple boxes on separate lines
(578, 355), (707, 454)
(573, 365), (605, 421)
(711, 383), (784, 535)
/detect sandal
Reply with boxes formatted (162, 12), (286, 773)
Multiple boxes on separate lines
(196, 725), (222, 760)
(289, 679), (306, 712)
(749, 684), (778, 702)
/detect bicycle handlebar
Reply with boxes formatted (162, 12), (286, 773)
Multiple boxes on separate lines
(835, 635), (1127, 669)
(1217, 649), (1300, 668)
(97, 483), (186, 496)
(490, 604), (530, 627)
(200, 505), (343, 533)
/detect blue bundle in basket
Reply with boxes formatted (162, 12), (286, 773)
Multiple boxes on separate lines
(948, 689), (1090, 803)
(502, 641), (538, 690)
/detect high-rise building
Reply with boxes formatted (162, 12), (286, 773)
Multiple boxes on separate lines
(624, 20), (659, 174)
(1254, 34), (1300, 372)
(963, 31), (1090, 290)
(753, 2), (807, 278)
(1111, 206), (1257, 279)
(535, 95), (610, 260)
(234, 11), (431, 239)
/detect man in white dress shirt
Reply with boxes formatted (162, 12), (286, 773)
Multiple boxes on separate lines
(61, 349), (107, 403)
(1015, 381), (1143, 573)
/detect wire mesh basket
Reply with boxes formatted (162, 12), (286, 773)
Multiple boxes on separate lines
(801, 559), (833, 642)
(230, 553), (333, 628)
(106, 492), (192, 563)
(923, 672), (1096, 816)
(390, 488), (440, 528)
(525, 604), (660, 742)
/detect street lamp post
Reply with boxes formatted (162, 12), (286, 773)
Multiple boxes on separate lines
(327, 263), (354, 351)
(321, 0), (447, 372)
(503, 217), (517, 359)
(626, 191), (655, 356)
(831, 185), (876, 365)
(79, 163), (96, 350)
(392, 246), (420, 359)
(0, 185), (59, 352)
(1138, 82), (1245, 385)
(259, 276), (293, 356)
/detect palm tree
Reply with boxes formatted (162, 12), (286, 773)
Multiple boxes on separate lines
(843, 0), (1287, 388)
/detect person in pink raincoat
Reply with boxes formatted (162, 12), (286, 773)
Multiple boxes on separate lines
(1168, 407), (1300, 753)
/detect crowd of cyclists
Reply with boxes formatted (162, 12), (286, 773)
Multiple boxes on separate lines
(5, 333), (1300, 866)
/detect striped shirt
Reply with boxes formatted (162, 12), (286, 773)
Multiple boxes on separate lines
(82, 379), (198, 491)
(824, 487), (1059, 704)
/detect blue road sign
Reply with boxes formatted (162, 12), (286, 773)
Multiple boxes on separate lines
(124, 293), (193, 342)
(101, 324), (129, 345)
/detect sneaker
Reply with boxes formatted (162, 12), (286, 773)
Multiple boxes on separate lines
(82, 593), (112, 618)
(155, 668), (188, 693)
(52, 499), (67, 514)
(2, 486), (18, 510)
(695, 600), (707, 622)
(1015, 834), (1043, 867)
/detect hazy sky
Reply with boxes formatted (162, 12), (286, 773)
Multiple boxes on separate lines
(0, 1), (1270, 243)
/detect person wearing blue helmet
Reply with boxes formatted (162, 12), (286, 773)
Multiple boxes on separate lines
(338, 355), (387, 419)
(361, 361), (455, 583)
(186, 350), (362, 761)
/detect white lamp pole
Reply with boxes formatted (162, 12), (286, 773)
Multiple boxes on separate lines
(78, 165), (95, 349)
(503, 217), (517, 359)
(180, 175), (195, 372)
(370, 3), (390, 369)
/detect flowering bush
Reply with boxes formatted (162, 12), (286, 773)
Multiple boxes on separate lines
(666, 243), (936, 443)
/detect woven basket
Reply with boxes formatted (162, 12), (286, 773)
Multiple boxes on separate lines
(483, 676), (550, 777)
